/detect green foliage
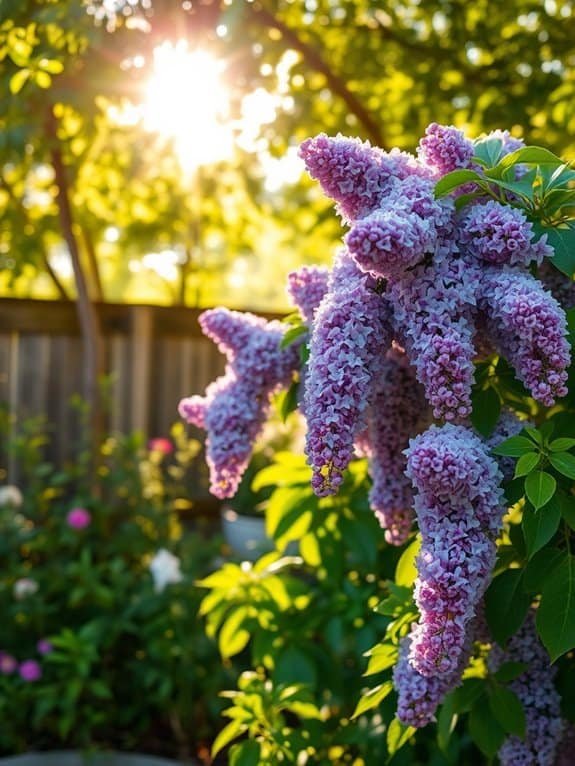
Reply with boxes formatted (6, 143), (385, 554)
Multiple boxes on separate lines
(0, 415), (229, 758)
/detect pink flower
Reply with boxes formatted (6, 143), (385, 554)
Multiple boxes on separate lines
(19, 660), (42, 682)
(148, 437), (173, 455)
(36, 639), (53, 656)
(66, 507), (91, 530)
(0, 653), (17, 675)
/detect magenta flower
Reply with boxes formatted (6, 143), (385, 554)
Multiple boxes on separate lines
(19, 659), (42, 682)
(66, 507), (92, 530)
(36, 639), (53, 656)
(148, 437), (173, 455)
(0, 653), (17, 675)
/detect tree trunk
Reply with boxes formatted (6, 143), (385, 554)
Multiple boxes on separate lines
(46, 109), (105, 475)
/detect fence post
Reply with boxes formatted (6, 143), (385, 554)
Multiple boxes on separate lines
(130, 306), (154, 435)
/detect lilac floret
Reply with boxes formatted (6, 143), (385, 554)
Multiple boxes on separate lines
(477, 268), (570, 406)
(361, 347), (430, 545)
(304, 250), (392, 495)
(286, 265), (330, 324)
(299, 133), (424, 222)
(417, 122), (475, 176)
(489, 612), (564, 766)
(179, 309), (299, 498)
(405, 424), (504, 676)
(459, 201), (552, 267)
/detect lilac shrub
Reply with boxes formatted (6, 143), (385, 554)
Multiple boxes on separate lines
(183, 122), (574, 755)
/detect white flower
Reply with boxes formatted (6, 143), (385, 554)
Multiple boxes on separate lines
(149, 549), (183, 593)
(0, 485), (23, 508)
(13, 578), (38, 600)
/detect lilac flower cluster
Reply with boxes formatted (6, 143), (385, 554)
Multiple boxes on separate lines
(394, 619), (477, 728)
(477, 268), (569, 406)
(0, 639), (51, 682)
(298, 133), (424, 223)
(286, 265), (330, 324)
(179, 309), (299, 498)
(387, 252), (480, 421)
(361, 347), (429, 545)
(344, 176), (453, 281)
(489, 613), (564, 766)
(459, 201), (552, 267)
(405, 425), (504, 678)
(417, 122), (475, 176)
(303, 250), (392, 495)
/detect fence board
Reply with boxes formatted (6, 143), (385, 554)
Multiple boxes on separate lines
(0, 299), (282, 513)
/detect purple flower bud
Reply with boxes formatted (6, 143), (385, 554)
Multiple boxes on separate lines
(66, 507), (91, 530)
(19, 660), (42, 682)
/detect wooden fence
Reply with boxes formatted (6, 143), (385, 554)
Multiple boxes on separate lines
(0, 299), (280, 510)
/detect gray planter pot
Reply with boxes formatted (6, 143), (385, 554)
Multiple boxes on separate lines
(0, 753), (196, 766)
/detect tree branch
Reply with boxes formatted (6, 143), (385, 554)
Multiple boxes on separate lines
(249, 3), (387, 148)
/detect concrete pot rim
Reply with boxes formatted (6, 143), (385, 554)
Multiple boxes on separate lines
(0, 751), (198, 766)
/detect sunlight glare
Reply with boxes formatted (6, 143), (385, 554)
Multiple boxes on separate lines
(143, 41), (234, 173)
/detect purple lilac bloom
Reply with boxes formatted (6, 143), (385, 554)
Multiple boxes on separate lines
(405, 424), (504, 677)
(344, 176), (452, 280)
(19, 659), (42, 682)
(387, 251), (480, 421)
(417, 123), (475, 176)
(298, 133), (425, 223)
(394, 620), (476, 728)
(477, 268), (570, 406)
(489, 612), (563, 766)
(66, 507), (91, 530)
(459, 201), (552, 267)
(304, 250), (392, 496)
(362, 347), (429, 545)
(36, 639), (53, 656)
(0, 653), (17, 674)
(179, 309), (299, 498)
(286, 265), (330, 324)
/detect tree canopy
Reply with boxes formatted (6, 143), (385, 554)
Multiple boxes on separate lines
(1, 0), (574, 309)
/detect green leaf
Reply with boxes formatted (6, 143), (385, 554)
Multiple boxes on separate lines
(395, 536), (420, 587)
(549, 451), (575, 479)
(488, 684), (526, 738)
(386, 718), (416, 759)
(363, 643), (398, 677)
(437, 695), (458, 754)
(493, 661), (528, 683)
(472, 136), (505, 167)
(549, 438), (575, 452)
(496, 145), (563, 171)
(9, 68), (30, 94)
(448, 678), (485, 713)
(280, 323), (307, 349)
(537, 553), (575, 661)
(469, 698), (506, 758)
(559, 492), (575, 531)
(278, 381), (299, 423)
(492, 435), (536, 457)
(471, 385), (501, 437)
(212, 719), (245, 758)
(525, 471), (556, 510)
(434, 169), (483, 198)
(545, 225), (575, 279)
(522, 497), (561, 558)
(229, 740), (261, 766)
(523, 546), (564, 592)
(514, 451), (540, 478)
(524, 426), (543, 445)
(485, 569), (531, 645)
(352, 680), (394, 719)
(219, 607), (251, 658)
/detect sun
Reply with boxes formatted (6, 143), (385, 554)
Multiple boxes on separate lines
(142, 41), (234, 172)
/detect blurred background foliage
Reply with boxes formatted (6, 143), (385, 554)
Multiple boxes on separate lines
(1, 0), (575, 311)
